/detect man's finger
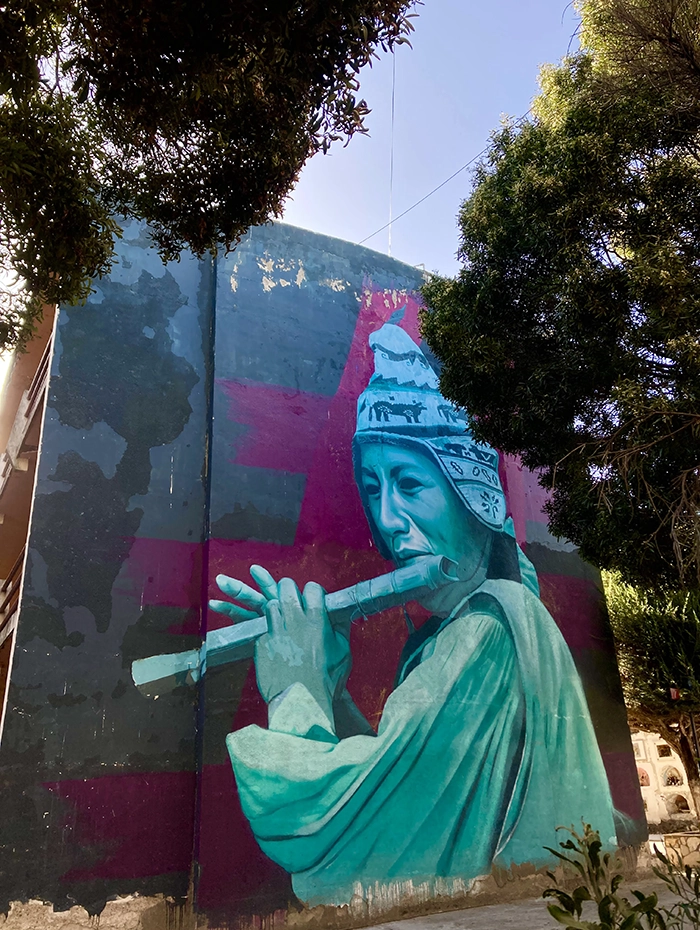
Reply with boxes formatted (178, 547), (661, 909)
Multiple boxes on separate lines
(249, 564), (278, 600)
(215, 574), (266, 609)
(208, 599), (259, 622)
(264, 598), (283, 637)
(302, 581), (327, 617)
(278, 577), (302, 611)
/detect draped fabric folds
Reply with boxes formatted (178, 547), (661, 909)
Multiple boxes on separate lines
(227, 580), (616, 905)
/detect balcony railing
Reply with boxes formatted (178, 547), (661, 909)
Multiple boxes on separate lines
(0, 337), (52, 500)
(0, 546), (24, 646)
(26, 338), (52, 421)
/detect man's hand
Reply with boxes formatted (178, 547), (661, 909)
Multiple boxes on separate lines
(256, 579), (351, 721)
(209, 567), (352, 724)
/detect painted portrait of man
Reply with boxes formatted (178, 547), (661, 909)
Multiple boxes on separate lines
(211, 322), (618, 906)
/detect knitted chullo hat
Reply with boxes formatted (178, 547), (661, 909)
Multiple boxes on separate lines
(353, 322), (507, 559)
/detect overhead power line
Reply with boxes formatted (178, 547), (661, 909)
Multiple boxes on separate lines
(388, 48), (396, 256)
(358, 147), (488, 246)
(360, 108), (534, 248)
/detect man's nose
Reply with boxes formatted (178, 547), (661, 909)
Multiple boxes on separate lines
(377, 485), (409, 536)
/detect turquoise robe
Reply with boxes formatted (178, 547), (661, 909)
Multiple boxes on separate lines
(227, 579), (617, 905)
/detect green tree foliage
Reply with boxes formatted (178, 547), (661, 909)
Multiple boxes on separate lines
(581, 0), (700, 100)
(0, 0), (415, 351)
(420, 0), (700, 589)
(604, 570), (700, 813)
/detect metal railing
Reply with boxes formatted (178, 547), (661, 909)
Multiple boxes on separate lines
(26, 339), (52, 419)
(0, 546), (24, 646)
(0, 336), (52, 500)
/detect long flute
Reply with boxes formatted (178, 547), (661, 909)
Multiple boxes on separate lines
(131, 555), (458, 692)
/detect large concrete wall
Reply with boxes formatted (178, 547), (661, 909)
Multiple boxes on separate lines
(0, 221), (212, 913)
(0, 222), (645, 927)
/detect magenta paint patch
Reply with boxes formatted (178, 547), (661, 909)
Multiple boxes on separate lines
(539, 574), (609, 652)
(118, 537), (203, 613)
(45, 771), (196, 882)
(500, 454), (551, 547)
(218, 379), (332, 473)
(602, 751), (647, 821)
(195, 763), (291, 913)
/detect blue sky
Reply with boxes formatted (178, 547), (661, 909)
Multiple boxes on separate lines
(283, 0), (580, 275)
(0, 3), (581, 393)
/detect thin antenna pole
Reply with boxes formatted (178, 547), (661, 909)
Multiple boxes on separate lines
(388, 48), (396, 257)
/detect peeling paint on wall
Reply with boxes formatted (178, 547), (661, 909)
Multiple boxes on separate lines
(0, 222), (645, 928)
(0, 224), (211, 914)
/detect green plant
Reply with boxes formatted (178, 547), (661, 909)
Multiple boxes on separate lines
(652, 848), (700, 928)
(544, 824), (700, 928)
(544, 824), (665, 928)
(602, 571), (700, 815)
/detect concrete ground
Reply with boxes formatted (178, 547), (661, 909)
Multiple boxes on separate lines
(368, 880), (678, 930)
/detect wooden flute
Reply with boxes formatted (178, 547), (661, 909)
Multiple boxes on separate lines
(131, 554), (458, 692)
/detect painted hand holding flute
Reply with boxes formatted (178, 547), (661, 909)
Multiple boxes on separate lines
(210, 566), (353, 725)
(130, 556), (458, 692)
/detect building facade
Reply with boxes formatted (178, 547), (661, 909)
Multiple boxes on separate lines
(0, 222), (645, 927)
(0, 308), (54, 729)
(633, 730), (698, 824)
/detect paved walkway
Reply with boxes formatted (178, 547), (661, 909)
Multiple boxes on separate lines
(368, 880), (677, 930)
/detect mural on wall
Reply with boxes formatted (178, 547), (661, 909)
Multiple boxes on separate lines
(0, 222), (644, 922)
(194, 227), (642, 919)
(201, 320), (618, 906)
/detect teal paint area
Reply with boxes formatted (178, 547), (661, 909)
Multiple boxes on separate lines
(223, 323), (617, 906)
(0, 222), (645, 923)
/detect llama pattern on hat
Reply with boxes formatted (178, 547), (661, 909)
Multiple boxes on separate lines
(354, 322), (506, 531)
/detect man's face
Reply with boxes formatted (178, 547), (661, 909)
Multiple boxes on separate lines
(359, 442), (479, 567)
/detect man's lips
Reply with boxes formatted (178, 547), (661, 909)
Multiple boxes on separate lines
(394, 549), (433, 564)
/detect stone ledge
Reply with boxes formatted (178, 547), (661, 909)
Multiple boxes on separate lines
(1, 897), (194, 930)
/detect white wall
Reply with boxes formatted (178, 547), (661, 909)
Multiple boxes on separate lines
(632, 731), (696, 824)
